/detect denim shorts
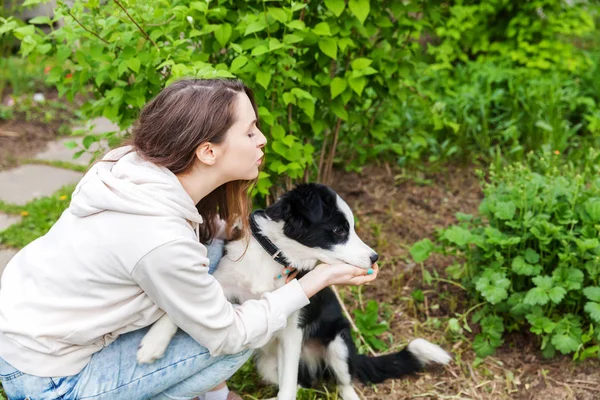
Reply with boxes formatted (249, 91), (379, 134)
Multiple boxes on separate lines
(0, 239), (251, 400)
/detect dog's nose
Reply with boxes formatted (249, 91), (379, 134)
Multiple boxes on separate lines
(370, 253), (379, 264)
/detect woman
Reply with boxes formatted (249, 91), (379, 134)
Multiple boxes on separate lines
(0, 78), (378, 400)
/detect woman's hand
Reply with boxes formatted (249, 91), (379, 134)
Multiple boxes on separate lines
(297, 263), (379, 298)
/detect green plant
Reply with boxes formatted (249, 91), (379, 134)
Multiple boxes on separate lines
(353, 299), (390, 352)
(412, 148), (600, 360)
(0, 0), (431, 200)
(0, 185), (75, 248)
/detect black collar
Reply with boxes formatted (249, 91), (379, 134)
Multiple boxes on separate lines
(250, 210), (291, 268)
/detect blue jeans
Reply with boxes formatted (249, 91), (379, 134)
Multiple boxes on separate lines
(0, 239), (249, 400)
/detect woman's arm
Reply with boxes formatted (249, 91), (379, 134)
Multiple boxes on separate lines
(132, 238), (377, 356)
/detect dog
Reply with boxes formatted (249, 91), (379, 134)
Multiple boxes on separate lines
(137, 183), (451, 400)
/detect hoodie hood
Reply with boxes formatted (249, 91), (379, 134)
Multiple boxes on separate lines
(69, 146), (203, 225)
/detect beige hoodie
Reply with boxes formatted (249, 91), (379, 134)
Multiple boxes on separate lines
(0, 147), (309, 377)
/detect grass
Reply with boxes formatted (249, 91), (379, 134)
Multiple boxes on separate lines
(0, 185), (76, 248)
(22, 158), (89, 173)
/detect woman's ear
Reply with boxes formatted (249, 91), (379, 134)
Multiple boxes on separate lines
(195, 142), (217, 166)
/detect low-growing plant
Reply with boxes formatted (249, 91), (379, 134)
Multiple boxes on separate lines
(412, 148), (600, 361)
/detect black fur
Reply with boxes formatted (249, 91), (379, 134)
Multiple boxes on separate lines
(296, 284), (423, 387)
(260, 184), (432, 390)
(265, 183), (350, 250)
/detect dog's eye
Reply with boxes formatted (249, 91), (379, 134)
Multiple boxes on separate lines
(332, 227), (345, 236)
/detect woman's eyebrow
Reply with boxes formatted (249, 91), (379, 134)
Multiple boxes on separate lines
(246, 119), (257, 130)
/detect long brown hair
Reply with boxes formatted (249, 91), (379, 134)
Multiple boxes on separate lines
(130, 78), (259, 243)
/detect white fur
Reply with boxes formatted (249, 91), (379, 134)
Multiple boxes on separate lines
(137, 313), (178, 363)
(326, 335), (360, 400)
(407, 338), (453, 366)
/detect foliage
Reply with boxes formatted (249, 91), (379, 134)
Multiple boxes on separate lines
(412, 148), (600, 360)
(353, 299), (390, 352)
(0, 185), (75, 248)
(1, 0), (599, 199)
(0, 0), (424, 199)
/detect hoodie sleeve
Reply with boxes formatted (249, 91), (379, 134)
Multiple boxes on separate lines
(131, 238), (310, 356)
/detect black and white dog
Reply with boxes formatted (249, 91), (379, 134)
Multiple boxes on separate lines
(138, 183), (451, 400)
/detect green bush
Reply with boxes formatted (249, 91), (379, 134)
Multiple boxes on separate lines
(1, 0), (599, 197)
(412, 148), (600, 360)
(1, 0), (427, 199)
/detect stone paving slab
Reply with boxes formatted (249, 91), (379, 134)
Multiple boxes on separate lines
(0, 248), (18, 284)
(34, 136), (108, 166)
(0, 213), (21, 231)
(72, 116), (121, 135)
(0, 165), (83, 205)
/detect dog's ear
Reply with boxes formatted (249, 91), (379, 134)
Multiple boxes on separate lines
(265, 199), (292, 222)
(292, 189), (324, 224)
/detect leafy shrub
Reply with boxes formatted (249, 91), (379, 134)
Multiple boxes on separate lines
(1, 0), (599, 197)
(413, 148), (600, 360)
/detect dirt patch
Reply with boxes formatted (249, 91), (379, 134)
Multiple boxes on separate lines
(0, 90), (75, 171)
(329, 164), (600, 400)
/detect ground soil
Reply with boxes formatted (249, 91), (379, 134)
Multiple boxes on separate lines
(0, 89), (74, 171)
(329, 165), (600, 400)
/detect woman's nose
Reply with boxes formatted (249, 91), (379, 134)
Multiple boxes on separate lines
(257, 130), (267, 148)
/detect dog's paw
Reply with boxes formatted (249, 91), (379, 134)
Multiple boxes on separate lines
(136, 332), (171, 364)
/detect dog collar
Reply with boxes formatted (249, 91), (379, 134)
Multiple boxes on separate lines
(250, 210), (292, 270)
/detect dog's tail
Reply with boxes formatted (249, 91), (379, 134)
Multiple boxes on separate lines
(352, 338), (451, 384)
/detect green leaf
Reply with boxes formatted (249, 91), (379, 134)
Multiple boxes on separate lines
(126, 57), (140, 73)
(348, 0), (370, 25)
(190, 2), (208, 12)
(351, 58), (373, 70)
(282, 92), (295, 106)
(410, 239), (434, 263)
(245, 20), (267, 36)
(494, 201), (516, 220)
(584, 198), (600, 222)
(525, 248), (540, 264)
(29, 16), (52, 25)
(511, 256), (541, 276)
(524, 287), (549, 306)
(214, 23), (232, 47)
(584, 302), (600, 323)
(553, 267), (584, 291)
(283, 34), (304, 44)
(251, 45), (269, 56)
(255, 70), (271, 90)
(583, 287), (600, 302)
(298, 98), (315, 120)
(548, 287), (566, 304)
(330, 77), (347, 99)
(318, 37), (337, 59)
(348, 76), (366, 96)
(473, 334), (498, 357)
(325, 0), (346, 17)
(552, 333), (580, 354)
(330, 101), (348, 120)
(271, 125), (285, 140)
(286, 20), (306, 30)
(230, 56), (248, 73)
(475, 270), (510, 305)
(313, 22), (331, 36)
(269, 38), (284, 51)
(411, 289), (424, 302)
(532, 275), (554, 290)
(535, 120), (554, 132)
(442, 226), (472, 246)
(267, 7), (289, 23)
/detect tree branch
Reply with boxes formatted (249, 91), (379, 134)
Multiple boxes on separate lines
(67, 10), (111, 46)
(113, 0), (160, 51)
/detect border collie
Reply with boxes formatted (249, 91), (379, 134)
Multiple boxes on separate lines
(138, 183), (451, 400)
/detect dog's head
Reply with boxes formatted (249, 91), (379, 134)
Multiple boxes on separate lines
(263, 183), (378, 269)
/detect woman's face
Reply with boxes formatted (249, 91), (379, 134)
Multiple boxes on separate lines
(215, 92), (267, 182)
